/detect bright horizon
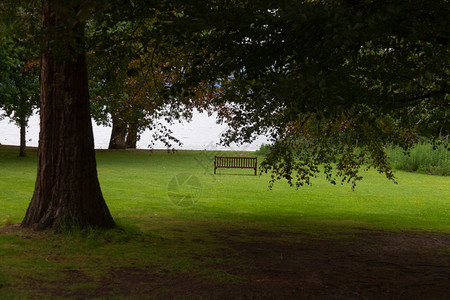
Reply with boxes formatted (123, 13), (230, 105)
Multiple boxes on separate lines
(0, 109), (268, 151)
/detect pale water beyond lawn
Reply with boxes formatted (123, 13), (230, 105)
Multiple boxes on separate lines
(0, 146), (449, 299)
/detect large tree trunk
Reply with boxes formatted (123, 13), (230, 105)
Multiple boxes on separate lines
(108, 113), (127, 149)
(22, 0), (115, 230)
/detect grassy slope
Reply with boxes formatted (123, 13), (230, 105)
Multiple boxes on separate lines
(0, 146), (449, 298)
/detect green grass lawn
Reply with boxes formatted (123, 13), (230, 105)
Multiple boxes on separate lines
(1, 146), (448, 232)
(0, 145), (449, 298)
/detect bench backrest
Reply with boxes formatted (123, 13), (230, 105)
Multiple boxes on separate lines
(214, 156), (257, 168)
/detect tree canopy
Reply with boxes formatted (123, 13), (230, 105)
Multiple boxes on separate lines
(0, 0), (448, 229)
(155, 0), (449, 188)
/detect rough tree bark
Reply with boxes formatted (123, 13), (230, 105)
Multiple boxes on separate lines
(22, 0), (115, 230)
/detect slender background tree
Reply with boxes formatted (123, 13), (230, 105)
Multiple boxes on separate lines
(0, 1), (40, 156)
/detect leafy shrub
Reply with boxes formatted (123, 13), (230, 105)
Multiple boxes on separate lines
(387, 143), (449, 176)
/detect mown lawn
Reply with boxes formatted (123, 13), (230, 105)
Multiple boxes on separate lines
(0, 145), (449, 298)
(1, 145), (448, 232)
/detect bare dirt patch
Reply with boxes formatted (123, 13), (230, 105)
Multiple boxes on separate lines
(81, 230), (450, 299)
(0, 223), (22, 234)
(2, 225), (449, 299)
(209, 230), (450, 299)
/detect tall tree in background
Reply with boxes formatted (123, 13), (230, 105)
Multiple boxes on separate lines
(87, 13), (216, 150)
(0, 40), (39, 156)
(87, 19), (137, 149)
(22, 0), (115, 230)
(0, 2), (40, 156)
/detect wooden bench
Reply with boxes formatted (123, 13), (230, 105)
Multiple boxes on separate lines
(214, 156), (257, 175)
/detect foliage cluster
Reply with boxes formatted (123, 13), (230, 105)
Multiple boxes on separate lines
(86, 2), (218, 149)
(0, 38), (40, 122)
(258, 141), (450, 177)
(161, 0), (449, 188)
